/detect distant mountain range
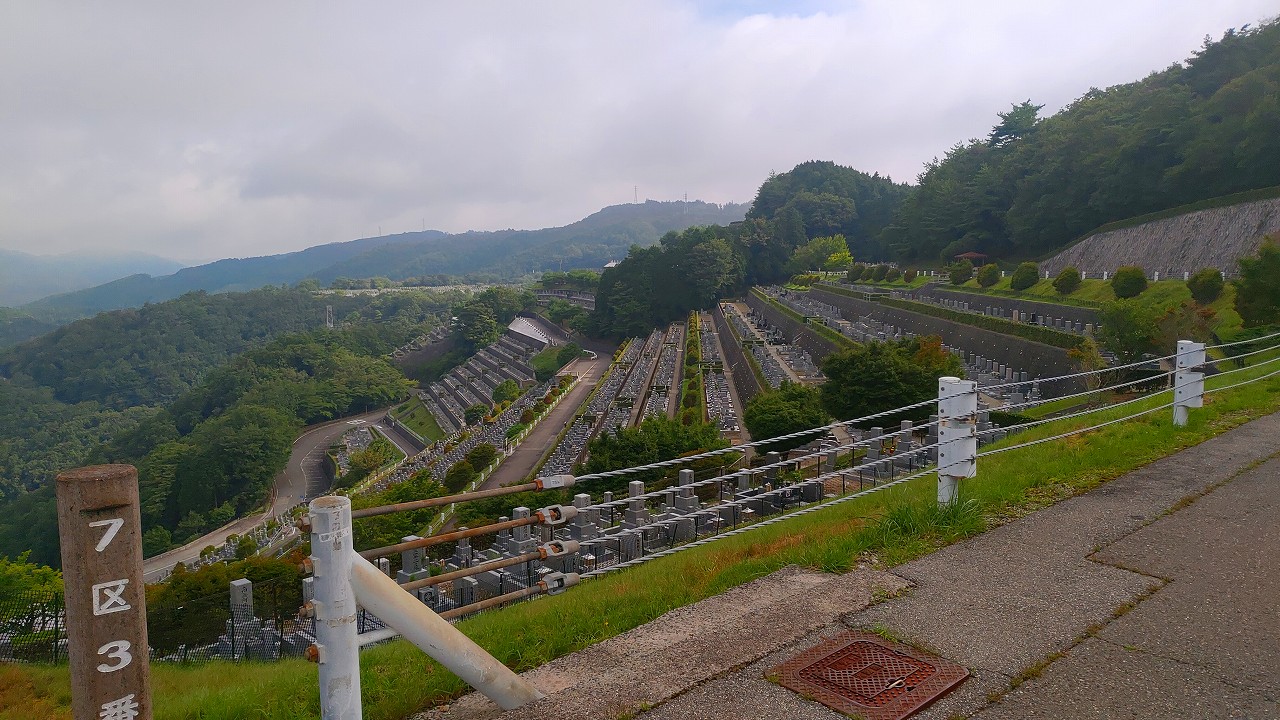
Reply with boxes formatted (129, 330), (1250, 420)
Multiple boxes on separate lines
(15, 200), (745, 325)
(0, 249), (186, 306)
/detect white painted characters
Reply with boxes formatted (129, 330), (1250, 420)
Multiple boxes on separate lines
(95, 640), (132, 673)
(91, 579), (131, 616)
(89, 518), (124, 552)
(98, 694), (140, 719)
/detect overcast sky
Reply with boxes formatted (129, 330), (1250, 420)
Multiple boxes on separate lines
(1, 1), (1275, 262)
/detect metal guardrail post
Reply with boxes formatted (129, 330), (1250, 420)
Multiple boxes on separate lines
(309, 494), (548, 715)
(1173, 340), (1206, 427)
(937, 377), (978, 505)
(309, 496), (363, 720)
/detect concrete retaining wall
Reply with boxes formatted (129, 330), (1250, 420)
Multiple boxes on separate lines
(712, 304), (762, 404)
(808, 287), (1079, 393)
(909, 284), (1100, 330)
(744, 292), (843, 364)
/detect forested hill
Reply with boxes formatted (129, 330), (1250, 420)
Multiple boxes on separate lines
(19, 200), (743, 325)
(883, 20), (1280, 263)
(0, 286), (456, 565)
(308, 200), (747, 284)
(18, 230), (442, 324)
(0, 248), (184, 306)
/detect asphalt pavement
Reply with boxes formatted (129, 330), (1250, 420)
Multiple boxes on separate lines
(141, 408), (387, 581)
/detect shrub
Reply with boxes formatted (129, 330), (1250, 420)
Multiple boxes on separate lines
(1010, 262), (1040, 291)
(846, 264), (867, 281)
(1187, 268), (1224, 304)
(976, 263), (1001, 288)
(1053, 267), (1082, 295)
(871, 264), (889, 281)
(1111, 266), (1148, 299)
(902, 269), (918, 282)
(885, 267), (902, 282)
(949, 260), (973, 285)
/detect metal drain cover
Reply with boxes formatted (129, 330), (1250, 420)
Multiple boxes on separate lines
(770, 630), (968, 720)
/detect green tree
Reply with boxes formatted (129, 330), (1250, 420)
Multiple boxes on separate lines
(491, 379), (521, 405)
(820, 337), (963, 422)
(949, 259), (974, 285)
(443, 460), (478, 492)
(847, 264), (867, 281)
(234, 535), (258, 560)
(1187, 267), (1224, 304)
(0, 552), (62, 604)
(142, 526), (173, 557)
(557, 342), (582, 366)
(871, 264), (890, 281)
(976, 263), (1001, 288)
(1098, 300), (1161, 363)
(1010, 262), (1040, 291)
(456, 302), (500, 348)
(465, 442), (499, 471)
(1234, 239), (1280, 326)
(1111, 266), (1149, 299)
(464, 404), (488, 426)
(1053, 267), (1082, 295)
(824, 248), (854, 271)
(742, 383), (829, 453)
(885, 267), (902, 282)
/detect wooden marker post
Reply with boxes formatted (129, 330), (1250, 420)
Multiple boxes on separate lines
(56, 465), (152, 720)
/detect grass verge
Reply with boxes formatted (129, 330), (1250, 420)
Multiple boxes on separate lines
(391, 396), (445, 442)
(9, 356), (1280, 720)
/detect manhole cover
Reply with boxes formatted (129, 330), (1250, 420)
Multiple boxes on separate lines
(770, 630), (968, 720)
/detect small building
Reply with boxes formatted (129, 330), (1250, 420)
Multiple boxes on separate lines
(954, 251), (988, 264)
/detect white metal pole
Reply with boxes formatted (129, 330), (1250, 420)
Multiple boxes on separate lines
(937, 376), (978, 505)
(1173, 339), (1206, 427)
(309, 496), (363, 720)
(348, 553), (546, 710)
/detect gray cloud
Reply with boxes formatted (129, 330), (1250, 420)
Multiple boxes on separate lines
(0, 0), (1274, 260)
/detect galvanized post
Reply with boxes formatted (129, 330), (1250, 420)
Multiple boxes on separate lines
(55, 465), (153, 720)
(309, 496), (362, 720)
(1173, 340), (1206, 427)
(937, 377), (978, 505)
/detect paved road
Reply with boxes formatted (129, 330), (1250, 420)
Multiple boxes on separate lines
(142, 408), (388, 581)
(480, 353), (607, 490)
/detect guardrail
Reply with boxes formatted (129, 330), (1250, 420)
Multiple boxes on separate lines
(301, 330), (1280, 717)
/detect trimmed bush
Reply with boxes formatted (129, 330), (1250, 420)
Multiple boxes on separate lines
(871, 264), (889, 281)
(846, 264), (867, 281)
(903, 269), (918, 282)
(885, 267), (902, 282)
(1010, 262), (1039, 291)
(976, 263), (1001, 288)
(949, 259), (973, 285)
(1187, 267), (1224, 304)
(1111, 266), (1148, 299)
(1053, 267), (1082, 295)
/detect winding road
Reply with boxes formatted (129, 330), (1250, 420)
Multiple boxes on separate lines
(141, 408), (391, 582)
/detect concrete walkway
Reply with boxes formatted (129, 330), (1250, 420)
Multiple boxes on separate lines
(423, 411), (1280, 720)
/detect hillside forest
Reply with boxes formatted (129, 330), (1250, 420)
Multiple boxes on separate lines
(4, 21), (1280, 569)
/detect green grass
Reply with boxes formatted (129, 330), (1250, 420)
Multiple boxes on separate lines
(940, 278), (1245, 339)
(391, 396), (445, 442)
(11, 353), (1280, 720)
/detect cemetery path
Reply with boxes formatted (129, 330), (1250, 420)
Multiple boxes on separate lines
(480, 353), (607, 489)
(142, 407), (388, 581)
(422, 410), (1280, 720)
